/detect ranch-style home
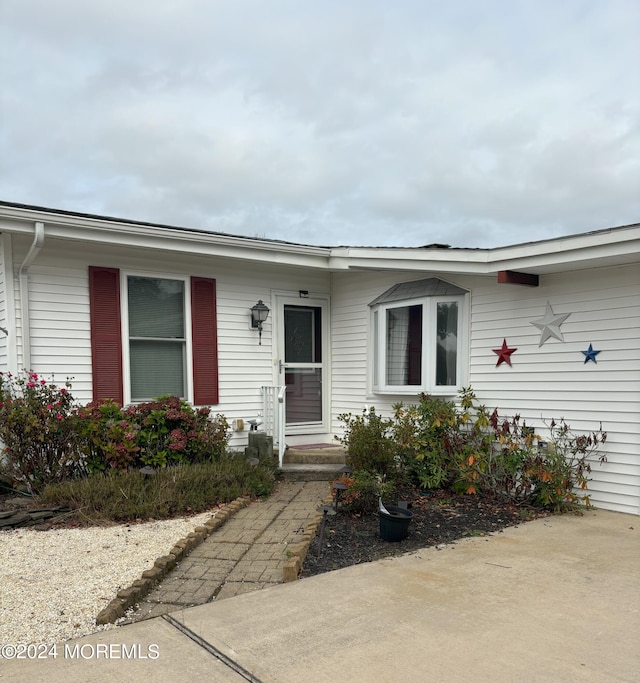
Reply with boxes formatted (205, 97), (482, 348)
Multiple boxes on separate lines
(0, 201), (638, 515)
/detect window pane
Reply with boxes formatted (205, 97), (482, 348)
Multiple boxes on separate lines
(372, 310), (379, 386)
(284, 306), (321, 363)
(284, 368), (322, 423)
(436, 302), (458, 386)
(386, 305), (422, 385)
(128, 277), (184, 338)
(130, 340), (185, 400)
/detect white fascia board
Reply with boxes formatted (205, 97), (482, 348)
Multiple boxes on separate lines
(329, 225), (640, 274)
(487, 241), (640, 274)
(2, 204), (638, 273)
(487, 225), (640, 268)
(0, 206), (330, 269)
(51, 223), (330, 269)
(327, 247), (490, 273)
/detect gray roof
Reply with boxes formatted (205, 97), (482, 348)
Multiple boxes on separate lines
(369, 278), (467, 306)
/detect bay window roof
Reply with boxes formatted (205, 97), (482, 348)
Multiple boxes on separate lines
(369, 278), (468, 307)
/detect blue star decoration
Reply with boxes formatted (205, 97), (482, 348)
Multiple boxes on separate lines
(581, 344), (601, 364)
(493, 339), (517, 367)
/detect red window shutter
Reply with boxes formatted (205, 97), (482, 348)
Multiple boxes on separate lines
(89, 266), (123, 405)
(191, 277), (219, 405)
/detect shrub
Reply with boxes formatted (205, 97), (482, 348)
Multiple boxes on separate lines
(533, 417), (607, 510)
(37, 455), (277, 523)
(75, 399), (140, 473)
(431, 389), (607, 510)
(336, 408), (399, 480)
(0, 372), (84, 493)
(392, 398), (461, 490)
(332, 471), (396, 514)
(341, 389), (608, 512)
(76, 396), (229, 473)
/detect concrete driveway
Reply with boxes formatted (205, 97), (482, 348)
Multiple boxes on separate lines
(2, 509), (639, 682)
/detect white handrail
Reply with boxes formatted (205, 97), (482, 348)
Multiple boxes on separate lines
(262, 385), (287, 466)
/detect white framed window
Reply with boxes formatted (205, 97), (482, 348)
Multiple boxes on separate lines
(121, 273), (192, 403)
(370, 279), (468, 395)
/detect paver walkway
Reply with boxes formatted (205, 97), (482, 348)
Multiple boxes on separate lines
(127, 480), (330, 622)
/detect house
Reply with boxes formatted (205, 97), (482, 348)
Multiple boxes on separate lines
(1, 200), (638, 515)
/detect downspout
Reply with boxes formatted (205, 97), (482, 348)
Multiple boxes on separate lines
(18, 222), (45, 371)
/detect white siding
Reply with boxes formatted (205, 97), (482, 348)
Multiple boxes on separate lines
(0, 233), (21, 374)
(331, 265), (640, 515)
(25, 237), (330, 448)
(0, 235), (6, 372)
(13, 231), (640, 513)
(468, 265), (640, 516)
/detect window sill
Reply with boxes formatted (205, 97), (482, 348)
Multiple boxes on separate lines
(372, 387), (460, 397)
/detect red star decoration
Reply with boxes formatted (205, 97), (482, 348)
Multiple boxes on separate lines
(493, 339), (517, 367)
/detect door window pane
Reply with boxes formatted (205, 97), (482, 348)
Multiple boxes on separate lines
(284, 306), (321, 363)
(284, 368), (322, 423)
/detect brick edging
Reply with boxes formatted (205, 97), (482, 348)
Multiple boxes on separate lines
(282, 493), (333, 583)
(95, 496), (251, 625)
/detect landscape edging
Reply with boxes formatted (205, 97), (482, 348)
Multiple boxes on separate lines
(282, 493), (333, 582)
(95, 496), (251, 626)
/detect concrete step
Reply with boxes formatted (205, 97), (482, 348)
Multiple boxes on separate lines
(280, 463), (347, 482)
(282, 446), (347, 465)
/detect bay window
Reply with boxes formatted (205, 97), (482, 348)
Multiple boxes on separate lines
(370, 278), (467, 394)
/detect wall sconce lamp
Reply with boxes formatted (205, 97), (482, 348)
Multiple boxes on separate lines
(250, 300), (270, 345)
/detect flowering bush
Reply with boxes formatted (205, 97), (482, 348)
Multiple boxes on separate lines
(75, 399), (141, 473)
(0, 371), (84, 492)
(0, 370), (231, 485)
(76, 396), (229, 473)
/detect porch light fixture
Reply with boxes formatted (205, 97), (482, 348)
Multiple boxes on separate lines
(250, 300), (270, 345)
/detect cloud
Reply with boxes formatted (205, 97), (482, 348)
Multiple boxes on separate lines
(1, 0), (638, 247)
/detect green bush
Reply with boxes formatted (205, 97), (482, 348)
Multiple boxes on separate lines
(37, 456), (276, 523)
(392, 398), (461, 490)
(0, 372), (84, 492)
(335, 470), (396, 514)
(336, 408), (399, 480)
(339, 389), (607, 512)
(1, 372), (231, 491)
(450, 390), (607, 509)
(76, 396), (229, 473)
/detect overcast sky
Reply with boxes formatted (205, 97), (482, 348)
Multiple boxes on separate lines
(1, 1), (638, 248)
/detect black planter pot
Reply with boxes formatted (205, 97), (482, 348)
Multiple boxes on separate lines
(379, 505), (413, 542)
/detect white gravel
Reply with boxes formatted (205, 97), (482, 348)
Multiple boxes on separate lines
(0, 510), (217, 646)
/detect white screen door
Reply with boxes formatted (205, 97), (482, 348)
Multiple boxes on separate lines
(275, 296), (328, 433)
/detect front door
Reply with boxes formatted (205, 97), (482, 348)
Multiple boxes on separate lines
(276, 296), (328, 434)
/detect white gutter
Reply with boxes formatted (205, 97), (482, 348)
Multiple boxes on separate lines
(1, 203), (639, 274)
(18, 222), (45, 371)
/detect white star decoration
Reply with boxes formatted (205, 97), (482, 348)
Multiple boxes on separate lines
(530, 301), (571, 346)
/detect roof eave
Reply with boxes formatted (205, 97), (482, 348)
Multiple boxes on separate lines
(0, 203), (331, 269)
(2, 202), (638, 274)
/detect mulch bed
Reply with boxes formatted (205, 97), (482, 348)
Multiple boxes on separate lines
(302, 488), (550, 578)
